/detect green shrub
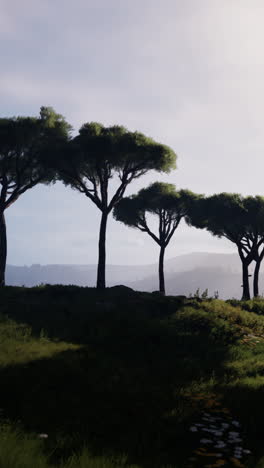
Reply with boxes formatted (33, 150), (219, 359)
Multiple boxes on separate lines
(201, 299), (264, 335)
(174, 306), (242, 344)
(228, 297), (264, 315)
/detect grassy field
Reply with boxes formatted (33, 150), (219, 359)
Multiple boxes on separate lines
(1, 286), (264, 467)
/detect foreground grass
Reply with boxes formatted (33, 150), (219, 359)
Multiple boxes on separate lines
(0, 316), (79, 367)
(1, 286), (264, 467)
(0, 424), (145, 468)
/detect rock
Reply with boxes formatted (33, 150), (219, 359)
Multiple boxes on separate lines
(190, 426), (198, 432)
(200, 438), (213, 444)
(109, 285), (135, 295)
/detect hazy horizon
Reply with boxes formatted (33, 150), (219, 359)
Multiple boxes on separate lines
(6, 251), (262, 299)
(6, 250), (239, 267)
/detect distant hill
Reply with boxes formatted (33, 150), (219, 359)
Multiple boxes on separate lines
(128, 267), (243, 299)
(6, 263), (153, 287)
(5, 252), (263, 299)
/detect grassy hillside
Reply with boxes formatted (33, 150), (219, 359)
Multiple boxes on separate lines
(1, 286), (264, 467)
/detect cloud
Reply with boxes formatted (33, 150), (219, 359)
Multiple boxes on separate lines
(3, 1), (264, 132)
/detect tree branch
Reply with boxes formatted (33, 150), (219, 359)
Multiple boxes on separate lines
(137, 218), (160, 245)
(165, 217), (181, 246)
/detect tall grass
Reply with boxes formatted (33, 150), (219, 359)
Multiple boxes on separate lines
(0, 424), (149, 468)
(0, 314), (79, 367)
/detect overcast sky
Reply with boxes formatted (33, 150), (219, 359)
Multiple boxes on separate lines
(1, 0), (264, 266)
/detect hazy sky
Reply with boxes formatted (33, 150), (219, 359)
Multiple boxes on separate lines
(1, 0), (264, 266)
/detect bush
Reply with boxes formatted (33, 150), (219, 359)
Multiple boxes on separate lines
(201, 300), (264, 335)
(228, 297), (264, 316)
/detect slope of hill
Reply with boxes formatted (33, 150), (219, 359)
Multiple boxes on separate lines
(1, 287), (264, 467)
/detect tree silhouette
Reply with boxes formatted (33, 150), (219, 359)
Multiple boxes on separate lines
(242, 196), (264, 297)
(55, 124), (177, 289)
(186, 193), (264, 300)
(113, 182), (194, 295)
(0, 107), (71, 286)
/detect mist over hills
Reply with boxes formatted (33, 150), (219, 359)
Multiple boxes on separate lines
(129, 266), (243, 299)
(6, 251), (264, 299)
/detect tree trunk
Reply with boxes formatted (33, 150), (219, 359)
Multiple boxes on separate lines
(242, 261), (250, 300)
(253, 248), (264, 298)
(253, 259), (261, 297)
(0, 212), (7, 287)
(96, 210), (108, 289)
(159, 245), (165, 295)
